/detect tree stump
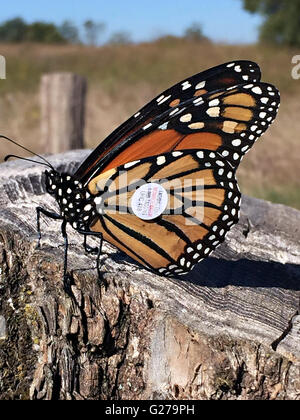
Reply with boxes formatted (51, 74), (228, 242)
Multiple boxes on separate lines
(40, 73), (87, 154)
(0, 150), (299, 400)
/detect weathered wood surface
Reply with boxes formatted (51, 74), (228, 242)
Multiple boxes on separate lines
(0, 150), (299, 400)
(40, 73), (86, 153)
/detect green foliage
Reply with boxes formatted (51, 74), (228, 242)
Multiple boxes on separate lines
(108, 31), (132, 45)
(25, 22), (65, 43)
(250, 185), (300, 210)
(183, 22), (209, 42)
(83, 20), (106, 45)
(242, 0), (300, 46)
(58, 20), (80, 44)
(0, 18), (66, 43)
(0, 17), (27, 42)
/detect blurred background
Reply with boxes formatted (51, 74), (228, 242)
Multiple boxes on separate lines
(0, 0), (299, 209)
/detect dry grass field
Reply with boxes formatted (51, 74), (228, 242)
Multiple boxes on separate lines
(0, 39), (299, 208)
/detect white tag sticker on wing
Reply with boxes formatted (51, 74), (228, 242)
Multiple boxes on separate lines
(131, 183), (168, 220)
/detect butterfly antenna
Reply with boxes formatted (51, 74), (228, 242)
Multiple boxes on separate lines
(4, 154), (53, 169)
(0, 134), (55, 170)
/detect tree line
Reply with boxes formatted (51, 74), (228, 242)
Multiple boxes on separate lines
(0, 18), (107, 45)
(242, 0), (300, 47)
(0, 18), (208, 45)
(0, 2), (299, 47)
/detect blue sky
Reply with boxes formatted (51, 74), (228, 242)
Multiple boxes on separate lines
(0, 0), (262, 44)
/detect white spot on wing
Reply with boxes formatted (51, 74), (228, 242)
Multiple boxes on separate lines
(182, 81), (192, 90)
(143, 123), (152, 130)
(157, 94), (171, 105)
(252, 86), (262, 95)
(261, 97), (269, 104)
(94, 196), (102, 205)
(180, 257), (186, 266)
(157, 156), (166, 166)
(209, 99), (220, 107)
(169, 107), (180, 116)
(193, 97), (204, 106)
(232, 139), (241, 146)
(195, 81), (206, 89)
(124, 160), (140, 169)
(172, 151), (183, 157)
(206, 107), (220, 117)
(180, 113), (192, 123)
(159, 122), (168, 130)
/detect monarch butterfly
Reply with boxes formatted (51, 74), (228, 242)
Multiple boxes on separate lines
(3, 60), (280, 279)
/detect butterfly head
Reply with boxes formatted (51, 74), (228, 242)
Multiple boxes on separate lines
(44, 170), (97, 230)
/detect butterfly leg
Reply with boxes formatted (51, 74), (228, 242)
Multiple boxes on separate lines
(36, 207), (70, 286)
(78, 230), (104, 281)
(36, 206), (63, 248)
(243, 216), (254, 239)
(83, 234), (99, 255)
(96, 234), (103, 280)
(60, 219), (69, 281)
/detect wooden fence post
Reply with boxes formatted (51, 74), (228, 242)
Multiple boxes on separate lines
(40, 73), (87, 154)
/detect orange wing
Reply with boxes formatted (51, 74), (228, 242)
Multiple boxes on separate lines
(80, 81), (279, 188)
(87, 150), (241, 276)
(75, 61), (279, 185)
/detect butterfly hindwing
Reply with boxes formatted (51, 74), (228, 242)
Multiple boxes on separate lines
(87, 150), (241, 276)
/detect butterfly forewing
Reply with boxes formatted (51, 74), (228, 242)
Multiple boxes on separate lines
(83, 80), (279, 181)
(75, 61), (262, 183)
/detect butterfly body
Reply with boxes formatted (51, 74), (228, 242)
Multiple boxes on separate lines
(36, 61), (279, 278)
(45, 170), (96, 231)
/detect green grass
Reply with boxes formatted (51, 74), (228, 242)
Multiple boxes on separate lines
(248, 185), (300, 209)
(1, 40), (299, 96)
